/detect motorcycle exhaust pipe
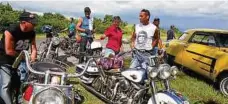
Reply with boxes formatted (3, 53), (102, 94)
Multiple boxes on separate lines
(111, 82), (120, 101)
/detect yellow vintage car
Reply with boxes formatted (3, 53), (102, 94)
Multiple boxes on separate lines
(165, 28), (228, 96)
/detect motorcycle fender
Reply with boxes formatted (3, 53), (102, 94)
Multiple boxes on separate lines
(147, 91), (188, 104)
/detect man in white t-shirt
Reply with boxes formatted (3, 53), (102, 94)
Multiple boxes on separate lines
(130, 9), (159, 69)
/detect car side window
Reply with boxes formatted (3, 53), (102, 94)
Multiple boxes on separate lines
(190, 32), (216, 46)
(190, 34), (204, 43)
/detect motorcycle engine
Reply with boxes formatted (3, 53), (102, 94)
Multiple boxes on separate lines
(119, 79), (130, 92)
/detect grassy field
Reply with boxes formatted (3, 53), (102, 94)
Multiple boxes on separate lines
(67, 59), (228, 104)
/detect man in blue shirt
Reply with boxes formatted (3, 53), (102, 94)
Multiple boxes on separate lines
(76, 7), (95, 63)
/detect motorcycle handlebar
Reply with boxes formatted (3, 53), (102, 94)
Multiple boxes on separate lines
(12, 50), (86, 77)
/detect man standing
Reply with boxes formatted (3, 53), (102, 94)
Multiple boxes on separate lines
(152, 17), (161, 55)
(167, 25), (176, 41)
(0, 11), (37, 104)
(100, 16), (123, 57)
(76, 7), (95, 63)
(63, 17), (76, 39)
(130, 9), (159, 69)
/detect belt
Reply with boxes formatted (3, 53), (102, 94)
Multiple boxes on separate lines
(137, 49), (153, 53)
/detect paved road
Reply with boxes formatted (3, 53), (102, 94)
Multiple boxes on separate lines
(36, 38), (131, 66)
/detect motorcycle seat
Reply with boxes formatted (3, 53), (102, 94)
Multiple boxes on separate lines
(104, 68), (121, 75)
(32, 62), (66, 72)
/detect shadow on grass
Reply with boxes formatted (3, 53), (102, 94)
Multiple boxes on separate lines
(194, 100), (221, 104)
(180, 68), (218, 89)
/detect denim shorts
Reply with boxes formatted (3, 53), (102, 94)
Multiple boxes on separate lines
(104, 48), (116, 57)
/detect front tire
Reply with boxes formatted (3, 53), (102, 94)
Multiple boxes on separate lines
(219, 74), (228, 96)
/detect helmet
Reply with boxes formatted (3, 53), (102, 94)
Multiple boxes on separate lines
(41, 25), (53, 33)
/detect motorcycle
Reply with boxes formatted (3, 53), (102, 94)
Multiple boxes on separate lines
(76, 49), (189, 104)
(39, 25), (61, 61)
(11, 50), (88, 104)
(147, 61), (189, 104)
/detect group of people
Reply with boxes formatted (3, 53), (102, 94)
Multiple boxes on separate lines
(0, 6), (177, 104)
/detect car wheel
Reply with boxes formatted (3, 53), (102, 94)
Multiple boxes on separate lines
(219, 74), (228, 96)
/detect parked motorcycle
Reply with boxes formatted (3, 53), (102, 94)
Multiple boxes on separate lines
(11, 50), (88, 104)
(39, 25), (61, 61)
(76, 49), (189, 104)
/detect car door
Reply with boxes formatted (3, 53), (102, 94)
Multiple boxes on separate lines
(182, 32), (219, 77)
(180, 32), (205, 72)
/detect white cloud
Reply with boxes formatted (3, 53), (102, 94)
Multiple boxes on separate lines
(2, 0), (228, 20)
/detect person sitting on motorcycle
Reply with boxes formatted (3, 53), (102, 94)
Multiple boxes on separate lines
(0, 11), (38, 104)
(100, 16), (123, 57)
(130, 9), (159, 70)
(76, 7), (95, 63)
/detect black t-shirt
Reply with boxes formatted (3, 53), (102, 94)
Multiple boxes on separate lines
(0, 24), (35, 64)
(167, 29), (175, 40)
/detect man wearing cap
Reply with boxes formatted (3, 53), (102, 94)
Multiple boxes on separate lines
(0, 11), (38, 104)
(76, 7), (95, 63)
(152, 18), (162, 55)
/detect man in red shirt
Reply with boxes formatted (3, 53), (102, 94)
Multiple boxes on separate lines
(100, 16), (123, 57)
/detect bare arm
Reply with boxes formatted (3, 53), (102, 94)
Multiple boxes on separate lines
(30, 37), (37, 62)
(152, 28), (159, 47)
(100, 34), (106, 40)
(130, 25), (136, 49)
(130, 32), (136, 49)
(76, 17), (85, 32)
(4, 31), (18, 56)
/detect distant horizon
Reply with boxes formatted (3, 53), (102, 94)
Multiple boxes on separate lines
(2, 0), (228, 31)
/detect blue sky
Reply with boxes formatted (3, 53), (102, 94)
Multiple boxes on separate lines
(2, 0), (228, 31)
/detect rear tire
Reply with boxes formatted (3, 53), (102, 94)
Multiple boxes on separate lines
(219, 74), (228, 96)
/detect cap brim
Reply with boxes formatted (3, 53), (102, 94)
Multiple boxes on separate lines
(29, 18), (37, 25)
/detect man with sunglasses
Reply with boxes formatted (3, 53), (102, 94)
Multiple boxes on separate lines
(0, 11), (38, 104)
(76, 7), (95, 63)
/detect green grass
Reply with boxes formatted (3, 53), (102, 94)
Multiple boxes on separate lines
(66, 59), (228, 104)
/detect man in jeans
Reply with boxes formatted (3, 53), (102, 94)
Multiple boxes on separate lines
(76, 7), (95, 63)
(152, 17), (161, 56)
(130, 9), (159, 69)
(0, 11), (38, 104)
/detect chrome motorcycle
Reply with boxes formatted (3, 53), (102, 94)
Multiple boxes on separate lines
(76, 50), (148, 104)
(77, 48), (189, 104)
(39, 25), (61, 61)
(11, 50), (88, 104)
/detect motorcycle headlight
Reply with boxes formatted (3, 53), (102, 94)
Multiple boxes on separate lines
(52, 37), (60, 46)
(170, 66), (178, 76)
(33, 87), (66, 104)
(148, 66), (158, 78)
(158, 64), (171, 79)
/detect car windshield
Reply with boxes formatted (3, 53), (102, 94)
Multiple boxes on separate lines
(216, 33), (228, 48)
(179, 33), (188, 41)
